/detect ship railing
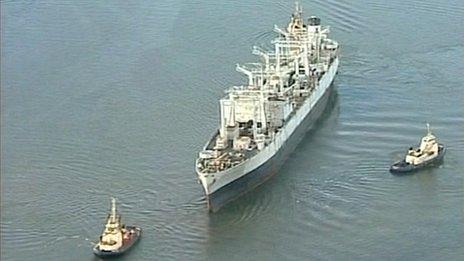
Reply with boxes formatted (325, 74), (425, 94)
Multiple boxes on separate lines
(271, 38), (311, 46)
(277, 33), (310, 42)
(236, 64), (291, 80)
(274, 25), (308, 39)
(236, 63), (286, 77)
(227, 86), (269, 93)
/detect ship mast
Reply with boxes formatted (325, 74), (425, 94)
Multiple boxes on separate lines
(110, 197), (117, 223)
(426, 123), (431, 135)
(295, 1), (302, 17)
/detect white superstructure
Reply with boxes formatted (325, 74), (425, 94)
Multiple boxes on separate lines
(196, 3), (340, 208)
(405, 124), (440, 165)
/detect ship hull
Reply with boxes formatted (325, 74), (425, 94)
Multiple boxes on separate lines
(207, 79), (336, 212)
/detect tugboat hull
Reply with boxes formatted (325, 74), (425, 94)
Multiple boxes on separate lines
(93, 226), (141, 257)
(390, 144), (445, 174)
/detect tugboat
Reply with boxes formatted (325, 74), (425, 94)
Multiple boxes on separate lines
(93, 197), (141, 257)
(390, 124), (445, 174)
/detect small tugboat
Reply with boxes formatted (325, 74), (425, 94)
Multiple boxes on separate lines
(93, 197), (141, 257)
(390, 124), (445, 174)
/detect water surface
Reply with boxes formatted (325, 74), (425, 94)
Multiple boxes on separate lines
(2, 0), (463, 260)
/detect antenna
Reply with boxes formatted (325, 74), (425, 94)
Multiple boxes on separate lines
(295, 1), (303, 15)
(111, 197), (116, 222)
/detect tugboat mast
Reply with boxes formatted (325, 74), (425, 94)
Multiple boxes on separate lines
(110, 197), (117, 223)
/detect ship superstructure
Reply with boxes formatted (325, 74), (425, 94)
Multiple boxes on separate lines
(196, 3), (340, 211)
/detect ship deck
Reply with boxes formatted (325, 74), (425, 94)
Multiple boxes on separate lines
(197, 57), (336, 174)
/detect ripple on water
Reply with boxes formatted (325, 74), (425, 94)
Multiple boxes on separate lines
(291, 181), (356, 235)
(1, 225), (47, 250)
(314, 0), (368, 33)
(367, 0), (464, 18)
(209, 187), (278, 228)
(249, 30), (275, 49)
(231, 189), (281, 225)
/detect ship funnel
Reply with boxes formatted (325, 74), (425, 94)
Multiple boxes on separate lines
(308, 16), (321, 26)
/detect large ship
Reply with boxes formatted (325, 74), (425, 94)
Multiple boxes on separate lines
(196, 3), (340, 212)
